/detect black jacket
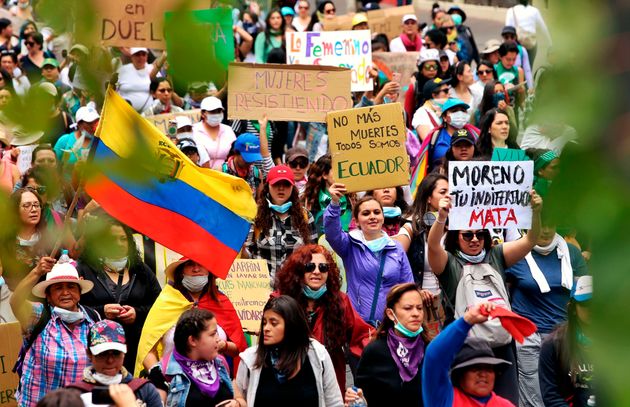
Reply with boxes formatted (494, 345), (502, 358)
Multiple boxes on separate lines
(355, 336), (423, 406)
(77, 261), (162, 371)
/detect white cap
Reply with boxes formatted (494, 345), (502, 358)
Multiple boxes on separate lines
(76, 106), (100, 123)
(38, 82), (58, 97)
(175, 116), (193, 130)
(418, 48), (440, 65)
(200, 96), (223, 112)
(130, 47), (148, 55)
(402, 14), (418, 23)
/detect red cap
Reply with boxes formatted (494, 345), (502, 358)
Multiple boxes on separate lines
(267, 165), (295, 185)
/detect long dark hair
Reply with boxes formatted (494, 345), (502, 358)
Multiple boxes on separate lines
(449, 60), (469, 88)
(254, 182), (311, 244)
(174, 308), (216, 356)
(406, 173), (448, 236)
(306, 1), (333, 31)
(12, 187), (46, 233)
(302, 153), (332, 213)
(79, 216), (143, 273)
(551, 298), (588, 387)
(274, 245), (345, 349)
(264, 8), (286, 49)
(475, 108), (519, 158)
(255, 295), (311, 373)
(478, 81), (510, 120)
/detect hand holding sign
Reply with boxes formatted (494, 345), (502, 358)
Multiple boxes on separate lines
(329, 183), (347, 204)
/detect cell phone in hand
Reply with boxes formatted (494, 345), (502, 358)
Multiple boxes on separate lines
(92, 386), (114, 405)
(215, 400), (233, 407)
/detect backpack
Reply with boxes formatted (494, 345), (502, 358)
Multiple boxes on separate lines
(454, 262), (512, 346)
(13, 304), (101, 378)
(512, 8), (537, 49)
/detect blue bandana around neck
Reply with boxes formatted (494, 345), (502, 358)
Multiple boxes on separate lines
(267, 199), (293, 214)
(456, 249), (487, 264)
(303, 285), (328, 300)
(383, 206), (402, 219)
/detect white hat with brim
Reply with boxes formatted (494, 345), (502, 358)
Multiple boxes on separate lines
(90, 342), (128, 355)
(164, 257), (191, 283)
(130, 47), (148, 55)
(10, 129), (44, 146)
(32, 263), (94, 298)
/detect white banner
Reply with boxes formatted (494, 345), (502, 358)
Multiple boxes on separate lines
(286, 30), (373, 92)
(448, 161), (534, 230)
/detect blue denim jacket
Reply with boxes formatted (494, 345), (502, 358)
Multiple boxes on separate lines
(165, 353), (233, 407)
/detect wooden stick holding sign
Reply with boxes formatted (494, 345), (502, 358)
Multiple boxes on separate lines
(326, 103), (409, 193)
(448, 161), (534, 230)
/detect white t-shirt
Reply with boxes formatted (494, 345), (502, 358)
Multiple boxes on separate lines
(192, 122), (236, 170)
(505, 5), (552, 44)
(389, 37), (406, 53)
(116, 63), (154, 112)
(411, 106), (441, 131)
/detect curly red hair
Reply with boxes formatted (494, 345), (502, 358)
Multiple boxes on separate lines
(274, 244), (345, 349)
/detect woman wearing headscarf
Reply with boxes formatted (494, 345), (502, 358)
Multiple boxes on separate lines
(275, 245), (372, 390)
(77, 217), (162, 372)
(246, 165), (316, 285)
(346, 283), (429, 406)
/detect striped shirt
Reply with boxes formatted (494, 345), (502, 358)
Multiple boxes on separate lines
(17, 303), (98, 407)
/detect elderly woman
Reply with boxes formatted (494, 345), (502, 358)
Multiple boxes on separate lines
(136, 258), (246, 395)
(423, 302), (515, 406)
(67, 320), (162, 407)
(166, 309), (246, 407)
(10, 258), (99, 407)
(324, 183), (414, 325)
(275, 245), (372, 390)
(77, 217), (162, 372)
(427, 191), (542, 404)
(236, 295), (344, 406)
(246, 164), (316, 285)
(142, 77), (184, 116)
(347, 283), (429, 406)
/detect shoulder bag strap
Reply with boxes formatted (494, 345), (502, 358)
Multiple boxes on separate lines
(368, 253), (388, 323)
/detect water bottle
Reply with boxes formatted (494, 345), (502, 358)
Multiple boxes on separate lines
(348, 386), (367, 407)
(58, 250), (71, 264)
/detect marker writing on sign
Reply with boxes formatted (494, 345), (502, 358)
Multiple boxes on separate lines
(452, 164), (526, 187)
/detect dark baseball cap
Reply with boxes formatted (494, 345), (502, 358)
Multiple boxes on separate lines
(450, 128), (476, 146)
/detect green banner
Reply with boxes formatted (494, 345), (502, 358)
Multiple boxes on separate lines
(164, 7), (234, 89)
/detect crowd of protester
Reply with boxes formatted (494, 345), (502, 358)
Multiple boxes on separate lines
(0, 0), (595, 406)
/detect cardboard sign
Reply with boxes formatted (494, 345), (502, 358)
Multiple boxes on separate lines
(16, 144), (36, 175)
(165, 8), (234, 87)
(145, 110), (202, 137)
(0, 322), (22, 407)
(448, 161), (534, 230)
(93, 0), (212, 48)
(227, 63), (352, 122)
(372, 51), (420, 103)
(286, 30), (373, 92)
(327, 103), (409, 193)
(216, 260), (271, 332)
(322, 5), (415, 41)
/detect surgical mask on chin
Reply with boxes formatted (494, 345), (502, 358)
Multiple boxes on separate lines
(365, 235), (389, 253)
(267, 199), (293, 214)
(449, 111), (469, 129)
(205, 113), (223, 127)
(382, 206), (402, 219)
(303, 284), (327, 300)
(53, 306), (84, 324)
(391, 311), (424, 338)
(92, 372), (123, 385)
(182, 275), (208, 293)
(103, 257), (128, 272)
(80, 129), (93, 140)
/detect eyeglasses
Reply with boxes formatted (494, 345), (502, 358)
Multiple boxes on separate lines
(477, 69), (493, 75)
(304, 262), (330, 273)
(24, 41), (34, 46)
(324, 8), (336, 14)
(460, 231), (485, 242)
(423, 64), (438, 71)
(157, 88), (173, 93)
(21, 202), (41, 211)
(289, 158), (308, 169)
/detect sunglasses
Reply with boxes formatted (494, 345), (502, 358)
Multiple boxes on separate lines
(24, 41), (35, 46)
(289, 158), (308, 168)
(304, 262), (330, 273)
(434, 87), (449, 95)
(157, 88), (173, 93)
(324, 8), (336, 14)
(403, 20), (417, 25)
(461, 231), (485, 242)
(423, 64), (438, 71)
(441, 26), (455, 32)
(477, 69), (493, 75)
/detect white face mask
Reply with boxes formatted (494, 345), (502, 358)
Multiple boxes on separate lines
(92, 372), (123, 385)
(104, 257), (128, 272)
(182, 275), (208, 293)
(449, 111), (469, 129)
(53, 306), (84, 324)
(205, 113), (223, 127)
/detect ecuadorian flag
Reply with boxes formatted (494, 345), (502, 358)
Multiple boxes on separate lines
(85, 87), (256, 279)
